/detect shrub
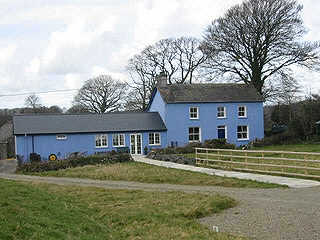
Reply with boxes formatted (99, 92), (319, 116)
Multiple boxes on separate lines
(252, 131), (302, 147)
(151, 139), (235, 155)
(17, 152), (132, 173)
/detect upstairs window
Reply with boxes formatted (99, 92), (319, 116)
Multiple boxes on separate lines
(112, 134), (125, 147)
(189, 107), (199, 119)
(56, 134), (67, 140)
(96, 134), (108, 148)
(237, 126), (249, 140)
(189, 127), (201, 142)
(149, 132), (161, 145)
(217, 106), (226, 118)
(238, 106), (247, 118)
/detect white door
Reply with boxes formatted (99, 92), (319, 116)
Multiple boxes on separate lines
(130, 134), (142, 155)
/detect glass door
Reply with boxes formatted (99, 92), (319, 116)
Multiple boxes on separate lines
(130, 134), (142, 154)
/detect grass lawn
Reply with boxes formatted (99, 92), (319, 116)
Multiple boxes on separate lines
(0, 179), (243, 240)
(253, 143), (320, 152)
(24, 161), (283, 188)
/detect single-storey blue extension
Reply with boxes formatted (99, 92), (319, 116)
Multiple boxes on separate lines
(13, 76), (264, 161)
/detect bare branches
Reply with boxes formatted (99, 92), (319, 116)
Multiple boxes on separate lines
(126, 36), (207, 111)
(202, 0), (320, 100)
(73, 75), (127, 113)
(24, 94), (41, 109)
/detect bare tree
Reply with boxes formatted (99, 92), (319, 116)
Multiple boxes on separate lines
(203, 0), (319, 100)
(24, 94), (41, 109)
(127, 36), (207, 110)
(74, 75), (127, 113)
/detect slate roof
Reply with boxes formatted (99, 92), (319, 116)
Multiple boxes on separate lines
(13, 112), (167, 135)
(157, 83), (264, 103)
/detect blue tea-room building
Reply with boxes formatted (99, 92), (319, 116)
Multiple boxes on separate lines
(14, 76), (264, 161)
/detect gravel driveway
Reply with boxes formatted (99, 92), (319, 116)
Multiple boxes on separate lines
(0, 172), (319, 239)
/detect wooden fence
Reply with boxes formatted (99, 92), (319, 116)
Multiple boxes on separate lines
(195, 148), (320, 179)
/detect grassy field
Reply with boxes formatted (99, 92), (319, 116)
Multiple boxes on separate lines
(192, 143), (320, 179)
(0, 179), (243, 240)
(25, 161), (283, 188)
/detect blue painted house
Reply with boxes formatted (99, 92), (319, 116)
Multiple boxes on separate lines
(14, 75), (264, 161)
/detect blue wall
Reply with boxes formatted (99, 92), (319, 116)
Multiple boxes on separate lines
(16, 131), (167, 162)
(149, 90), (167, 123)
(165, 102), (264, 147)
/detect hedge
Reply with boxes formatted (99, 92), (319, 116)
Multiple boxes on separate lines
(149, 139), (235, 155)
(17, 152), (132, 173)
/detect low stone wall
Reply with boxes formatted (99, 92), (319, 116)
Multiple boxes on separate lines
(147, 151), (195, 165)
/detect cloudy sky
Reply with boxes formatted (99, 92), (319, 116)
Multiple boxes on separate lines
(0, 0), (319, 109)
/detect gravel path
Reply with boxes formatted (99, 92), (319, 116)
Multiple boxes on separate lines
(0, 173), (320, 239)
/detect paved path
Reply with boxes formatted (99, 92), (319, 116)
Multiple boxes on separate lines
(0, 173), (320, 239)
(0, 159), (17, 174)
(133, 155), (320, 188)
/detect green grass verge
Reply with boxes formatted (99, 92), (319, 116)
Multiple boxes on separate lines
(253, 143), (320, 152)
(24, 161), (283, 188)
(0, 179), (243, 240)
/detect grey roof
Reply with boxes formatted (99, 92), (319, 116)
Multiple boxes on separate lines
(13, 112), (167, 135)
(157, 83), (264, 103)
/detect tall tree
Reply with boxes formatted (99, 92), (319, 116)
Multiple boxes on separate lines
(127, 36), (207, 111)
(24, 94), (41, 109)
(203, 0), (319, 100)
(74, 75), (127, 113)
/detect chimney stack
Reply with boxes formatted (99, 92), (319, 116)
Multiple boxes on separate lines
(156, 71), (167, 87)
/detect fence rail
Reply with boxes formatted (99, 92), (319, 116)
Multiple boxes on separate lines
(195, 148), (320, 179)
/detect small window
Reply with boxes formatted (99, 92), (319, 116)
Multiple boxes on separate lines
(189, 107), (199, 119)
(217, 106), (226, 118)
(149, 132), (161, 145)
(56, 134), (67, 140)
(238, 106), (247, 118)
(113, 134), (125, 147)
(96, 134), (108, 148)
(189, 127), (201, 142)
(237, 126), (249, 140)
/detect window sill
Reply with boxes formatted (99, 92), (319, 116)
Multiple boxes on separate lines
(237, 139), (249, 141)
(238, 116), (247, 119)
(149, 144), (161, 146)
(190, 118), (199, 120)
(217, 117), (227, 119)
(95, 146), (108, 148)
(113, 145), (126, 147)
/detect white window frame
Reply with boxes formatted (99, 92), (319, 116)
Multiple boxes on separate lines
(95, 134), (108, 148)
(238, 106), (247, 118)
(217, 106), (226, 118)
(189, 107), (199, 120)
(112, 134), (125, 147)
(188, 127), (201, 142)
(237, 125), (249, 140)
(56, 134), (67, 140)
(149, 132), (161, 146)
(217, 125), (227, 139)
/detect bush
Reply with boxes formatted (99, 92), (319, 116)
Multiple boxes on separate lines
(151, 139), (235, 155)
(252, 131), (302, 147)
(17, 152), (132, 173)
(147, 151), (195, 165)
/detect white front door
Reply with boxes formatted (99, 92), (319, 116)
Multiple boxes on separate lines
(130, 133), (142, 155)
